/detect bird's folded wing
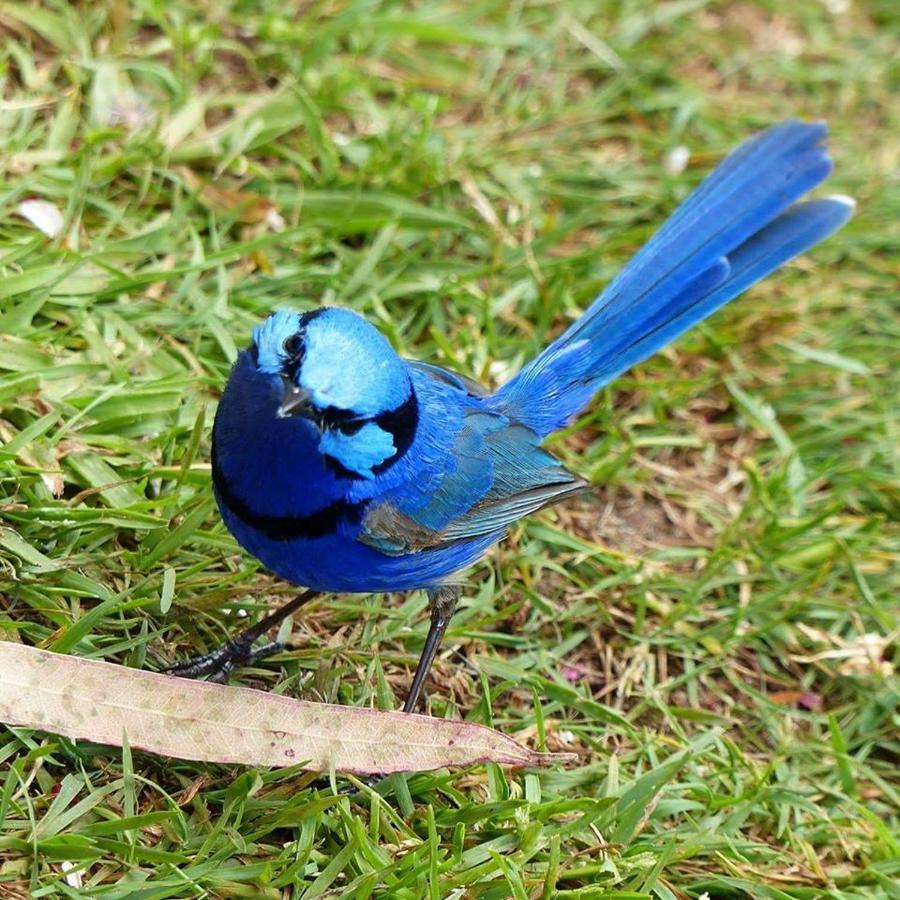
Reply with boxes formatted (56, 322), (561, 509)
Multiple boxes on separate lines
(405, 359), (490, 397)
(358, 409), (585, 556)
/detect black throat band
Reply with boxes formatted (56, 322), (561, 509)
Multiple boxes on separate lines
(210, 440), (368, 542)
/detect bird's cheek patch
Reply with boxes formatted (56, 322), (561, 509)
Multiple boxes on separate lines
(319, 423), (396, 479)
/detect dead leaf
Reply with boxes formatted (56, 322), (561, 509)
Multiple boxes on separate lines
(197, 182), (278, 223)
(768, 690), (823, 711)
(794, 630), (893, 678)
(0, 643), (569, 775)
(460, 174), (516, 247)
(175, 166), (284, 227)
(173, 774), (211, 806)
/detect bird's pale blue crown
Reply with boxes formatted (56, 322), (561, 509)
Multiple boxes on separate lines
(250, 307), (415, 478)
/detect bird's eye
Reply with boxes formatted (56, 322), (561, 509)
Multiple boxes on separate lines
(282, 333), (304, 360)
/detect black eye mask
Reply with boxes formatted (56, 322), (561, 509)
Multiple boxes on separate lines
(280, 308), (328, 382)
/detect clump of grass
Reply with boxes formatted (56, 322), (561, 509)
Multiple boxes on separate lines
(1, 0), (897, 896)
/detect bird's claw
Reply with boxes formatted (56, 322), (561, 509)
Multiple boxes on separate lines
(163, 639), (285, 683)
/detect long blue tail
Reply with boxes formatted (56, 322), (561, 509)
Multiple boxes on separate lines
(491, 121), (854, 437)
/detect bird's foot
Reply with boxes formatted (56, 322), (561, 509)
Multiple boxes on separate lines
(163, 638), (284, 684)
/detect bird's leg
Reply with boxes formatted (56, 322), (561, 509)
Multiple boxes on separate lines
(403, 585), (460, 713)
(164, 589), (320, 683)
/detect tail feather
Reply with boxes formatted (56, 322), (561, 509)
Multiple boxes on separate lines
(492, 122), (852, 436)
(587, 196), (855, 388)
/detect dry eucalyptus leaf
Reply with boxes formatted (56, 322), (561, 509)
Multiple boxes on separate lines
(0, 643), (568, 774)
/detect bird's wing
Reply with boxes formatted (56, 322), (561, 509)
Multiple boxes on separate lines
(358, 407), (586, 556)
(405, 359), (490, 397)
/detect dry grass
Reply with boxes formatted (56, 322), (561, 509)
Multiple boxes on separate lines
(0, 0), (897, 896)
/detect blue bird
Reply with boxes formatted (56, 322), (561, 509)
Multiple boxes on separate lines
(166, 121), (853, 711)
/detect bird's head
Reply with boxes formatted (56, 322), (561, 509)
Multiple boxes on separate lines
(247, 307), (417, 478)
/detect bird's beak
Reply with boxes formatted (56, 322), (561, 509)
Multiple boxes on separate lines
(278, 380), (315, 419)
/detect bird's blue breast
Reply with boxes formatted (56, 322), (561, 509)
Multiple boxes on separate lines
(213, 352), (350, 518)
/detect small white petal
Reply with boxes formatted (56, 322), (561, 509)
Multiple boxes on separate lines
(61, 860), (83, 889)
(17, 199), (64, 237)
(265, 206), (286, 232)
(821, 0), (850, 14)
(663, 145), (690, 175)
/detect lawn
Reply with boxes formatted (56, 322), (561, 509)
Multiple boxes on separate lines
(0, 0), (897, 897)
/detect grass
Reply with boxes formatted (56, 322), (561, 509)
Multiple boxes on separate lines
(0, 0), (897, 896)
